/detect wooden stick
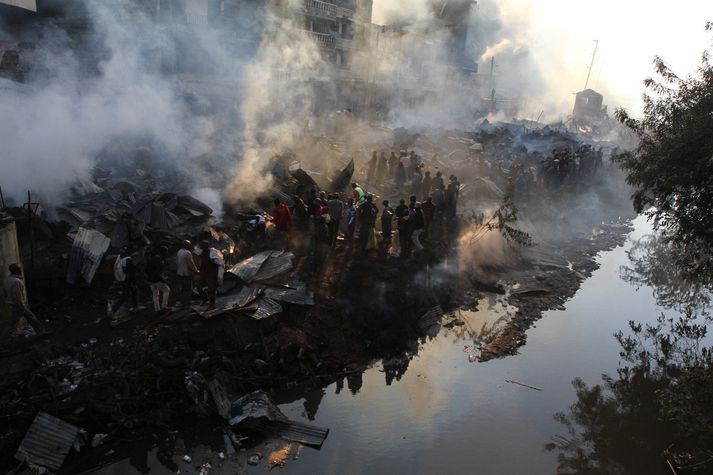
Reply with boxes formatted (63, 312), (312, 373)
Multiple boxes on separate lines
(505, 379), (543, 391)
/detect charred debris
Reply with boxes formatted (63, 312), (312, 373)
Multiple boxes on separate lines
(0, 121), (630, 473)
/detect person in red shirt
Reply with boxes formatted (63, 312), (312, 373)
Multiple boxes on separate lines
(272, 198), (293, 234)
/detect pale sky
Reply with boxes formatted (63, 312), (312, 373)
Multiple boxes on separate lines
(374, 0), (712, 117)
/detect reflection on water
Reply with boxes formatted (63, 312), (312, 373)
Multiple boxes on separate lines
(620, 233), (711, 314)
(94, 216), (674, 474)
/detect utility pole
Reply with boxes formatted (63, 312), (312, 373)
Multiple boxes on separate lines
(584, 39), (599, 90)
(25, 190), (39, 272)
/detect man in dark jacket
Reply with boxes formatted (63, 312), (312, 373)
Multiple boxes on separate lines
(327, 193), (344, 247)
(395, 199), (410, 256)
(381, 200), (394, 244)
(357, 195), (377, 251)
(421, 196), (436, 238)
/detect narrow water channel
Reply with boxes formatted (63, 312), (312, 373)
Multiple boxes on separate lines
(95, 216), (668, 474)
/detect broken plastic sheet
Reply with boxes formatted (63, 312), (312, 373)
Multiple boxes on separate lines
(66, 227), (111, 285)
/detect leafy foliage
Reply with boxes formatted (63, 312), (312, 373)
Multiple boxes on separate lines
(462, 194), (535, 248)
(549, 25), (713, 473)
(614, 22), (713, 279)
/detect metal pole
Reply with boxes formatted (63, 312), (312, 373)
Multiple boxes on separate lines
(584, 40), (599, 90)
(27, 190), (35, 272)
(0, 185), (5, 209)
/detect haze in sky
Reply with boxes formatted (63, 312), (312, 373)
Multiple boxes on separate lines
(373, 0), (712, 117)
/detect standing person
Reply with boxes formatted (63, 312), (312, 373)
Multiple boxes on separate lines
(367, 151), (378, 184)
(431, 184), (446, 241)
(327, 193), (344, 248)
(2, 264), (47, 339)
(411, 165), (423, 198)
(388, 151), (399, 177)
(421, 196), (435, 238)
(306, 189), (318, 216)
(376, 151), (388, 185)
(199, 241), (223, 309)
(395, 161), (407, 190)
(176, 241), (198, 307)
(271, 198), (293, 249)
(431, 170), (445, 191)
(357, 196), (376, 251)
(110, 254), (140, 317)
(311, 215), (330, 275)
(146, 246), (170, 313)
(352, 182), (366, 207)
(407, 151), (418, 177)
(422, 171), (433, 200)
(395, 199), (410, 256)
(380, 200), (394, 244)
(346, 198), (357, 247)
(292, 195), (309, 232)
(411, 203), (425, 253)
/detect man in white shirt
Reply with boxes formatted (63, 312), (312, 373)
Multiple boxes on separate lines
(3, 264), (47, 339)
(176, 240), (198, 307)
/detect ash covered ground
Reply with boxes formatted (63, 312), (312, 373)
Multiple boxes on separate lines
(0, 118), (636, 473)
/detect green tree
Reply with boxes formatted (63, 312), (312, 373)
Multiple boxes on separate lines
(615, 22), (713, 281)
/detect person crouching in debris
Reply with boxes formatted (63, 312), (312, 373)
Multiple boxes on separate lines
(199, 241), (224, 310)
(271, 198), (293, 250)
(146, 246), (170, 313)
(2, 264), (47, 340)
(176, 241), (198, 307)
(381, 200), (393, 245)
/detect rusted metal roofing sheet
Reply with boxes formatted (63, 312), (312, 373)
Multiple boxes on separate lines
(66, 227), (111, 285)
(14, 412), (80, 470)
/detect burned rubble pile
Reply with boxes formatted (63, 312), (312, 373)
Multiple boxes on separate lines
(0, 121), (633, 473)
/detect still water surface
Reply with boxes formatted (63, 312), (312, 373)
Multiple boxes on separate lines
(97, 216), (668, 474)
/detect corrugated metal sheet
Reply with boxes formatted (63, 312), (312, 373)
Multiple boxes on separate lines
(249, 297), (282, 320)
(227, 251), (272, 283)
(263, 280), (314, 306)
(253, 251), (294, 282)
(66, 227), (111, 285)
(15, 412), (80, 470)
(255, 420), (330, 449)
(200, 286), (263, 319)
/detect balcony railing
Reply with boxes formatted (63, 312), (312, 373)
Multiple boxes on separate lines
(302, 0), (354, 20)
(303, 0), (337, 19)
(304, 31), (336, 49)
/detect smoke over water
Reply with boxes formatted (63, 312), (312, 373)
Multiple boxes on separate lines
(0, 0), (607, 206)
